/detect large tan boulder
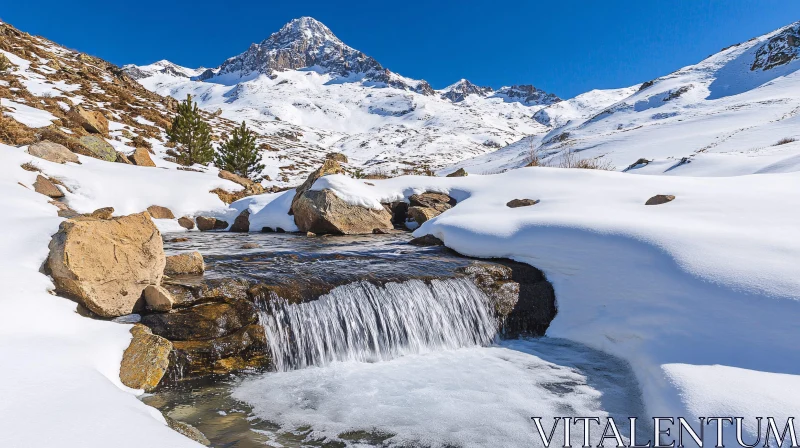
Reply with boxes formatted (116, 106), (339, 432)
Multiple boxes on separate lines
(77, 136), (117, 162)
(407, 206), (440, 225)
(46, 212), (166, 317)
(28, 140), (80, 164)
(146, 205), (175, 219)
(130, 148), (156, 167)
(33, 175), (64, 198)
(164, 251), (205, 276)
(289, 159), (345, 215)
(293, 189), (393, 235)
(70, 106), (109, 136)
(119, 324), (172, 392)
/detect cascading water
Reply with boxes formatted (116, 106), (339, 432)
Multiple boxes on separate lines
(258, 278), (497, 371)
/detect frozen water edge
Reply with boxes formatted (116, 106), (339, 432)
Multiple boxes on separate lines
(233, 338), (648, 448)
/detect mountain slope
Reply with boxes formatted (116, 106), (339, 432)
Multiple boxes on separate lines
(126, 17), (559, 181)
(454, 21), (800, 176)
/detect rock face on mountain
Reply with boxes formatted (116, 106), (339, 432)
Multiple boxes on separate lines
(496, 85), (562, 106)
(752, 23), (800, 71)
(441, 79), (493, 102)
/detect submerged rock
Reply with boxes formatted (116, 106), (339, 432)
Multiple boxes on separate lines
(165, 417), (210, 446)
(47, 212), (165, 317)
(293, 189), (392, 235)
(164, 251), (205, 276)
(119, 324), (172, 392)
(168, 323), (269, 379)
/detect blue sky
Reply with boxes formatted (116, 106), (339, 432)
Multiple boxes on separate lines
(3, 1), (798, 98)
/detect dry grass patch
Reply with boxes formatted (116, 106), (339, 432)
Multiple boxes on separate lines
(774, 137), (797, 146)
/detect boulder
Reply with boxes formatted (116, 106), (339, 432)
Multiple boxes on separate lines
(446, 168), (468, 177)
(408, 234), (444, 246)
(218, 170), (252, 188)
(77, 136), (117, 162)
(506, 199), (540, 208)
(130, 148), (156, 167)
(146, 205), (175, 220)
(165, 417), (210, 446)
(144, 284), (174, 312)
(407, 206), (439, 225)
(289, 159), (345, 215)
(195, 216), (229, 231)
(27, 140), (79, 164)
(46, 212), (165, 317)
(87, 207), (114, 220)
(140, 297), (258, 341)
(119, 324), (172, 392)
(325, 152), (348, 163)
(162, 278), (250, 309)
(645, 194), (676, 205)
(457, 263), (519, 316)
(382, 201), (409, 227)
(293, 189), (393, 235)
(214, 171), (265, 204)
(164, 251), (205, 276)
(230, 209), (250, 232)
(177, 216), (195, 230)
(33, 175), (64, 198)
(409, 192), (456, 212)
(115, 152), (132, 164)
(70, 106), (109, 136)
(168, 323), (268, 379)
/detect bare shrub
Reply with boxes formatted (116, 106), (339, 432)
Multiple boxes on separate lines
(555, 149), (615, 170)
(774, 137), (796, 146)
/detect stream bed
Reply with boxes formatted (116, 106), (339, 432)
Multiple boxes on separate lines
(146, 232), (646, 447)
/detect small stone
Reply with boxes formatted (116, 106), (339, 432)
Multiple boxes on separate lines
(143, 285), (174, 312)
(119, 324), (172, 392)
(165, 417), (210, 446)
(230, 209), (250, 232)
(261, 226), (274, 233)
(506, 199), (540, 208)
(168, 237), (189, 243)
(306, 231), (316, 237)
(240, 243), (259, 249)
(446, 168), (468, 177)
(409, 234), (444, 246)
(27, 140), (80, 164)
(645, 194), (676, 205)
(372, 228), (390, 234)
(87, 207), (114, 219)
(33, 175), (64, 198)
(177, 216), (194, 230)
(164, 251), (205, 276)
(130, 147), (156, 167)
(147, 205), (175, 220)
(275, 227), (286, 233)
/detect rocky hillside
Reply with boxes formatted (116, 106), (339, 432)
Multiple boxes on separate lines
(124, 17), (560, 181)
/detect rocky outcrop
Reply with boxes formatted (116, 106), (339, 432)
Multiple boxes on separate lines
(169, 323), (268, 379)
(446, 168), (467, 177)
(212, 171), (265, 205)
(77, 136), (117, 162)
(293, 188), (392, 235)
(506, 199), (539, 208)
(47, 212), (165, 317)
(289, 159), (344, 215)
(457, 263), (519, 316)
(177, 216), (195, 230)
(146, 205), (175, 219)
(325, 152), (348, 163)
(164, 251), (205, 276)
(119, 324), (172, 392)
(70, 106), (109, 136)
(27, 140), (80, 164)
(196, 216), (229, 231)
(33, 175), (64, 198)
(130, 148), (156, 167)
(645, 194), (675, 205)
(141, 297), (258, 341)
(144, 284), (174, 312)
(230, 209), (250, 232)
(492, 260), (557, 337)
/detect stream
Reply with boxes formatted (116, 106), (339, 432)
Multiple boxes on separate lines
(146, 232), (647, 447)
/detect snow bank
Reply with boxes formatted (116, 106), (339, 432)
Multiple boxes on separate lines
(0, 145), (202, 447)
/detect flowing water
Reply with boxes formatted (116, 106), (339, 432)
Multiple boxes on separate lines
(147, 232), (647, 447)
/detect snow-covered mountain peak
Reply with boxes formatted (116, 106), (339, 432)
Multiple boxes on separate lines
(122, 59), (205, 80)
(264, 17), (345, 50)
(440, 79), (493, 102)
(751, 21), (800, 71)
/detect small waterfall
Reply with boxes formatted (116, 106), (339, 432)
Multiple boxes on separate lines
(259, 278), (497, 372)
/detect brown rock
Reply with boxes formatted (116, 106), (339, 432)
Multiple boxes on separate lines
(168, 323), (267, 379)
(195, 216), (216, 231)
(372, 228), (390, 234)
(168, 237), (189, 243)
(146, 205), (175, 220)
(383, 201), (409, 226)
(645, 194), (676, 205)
(407, 206), (440, 225)
(293, 189), (393, 235)
(115, 152), (132, 164)
(240, 243), (259, 249)
(457, 263), (520, 316)
(325, 152), (348, 163)
(140, 297), (258, 341)
(46, 212), (165, 317)
(164, 251), (205, 276)
(87, 207), (114, 220)
(214, 219), (229, 230)
(506, 199), (540, 208)
(70, 106), (109, 136)
(230, 209), (250, 232)
(409, 234), (444, 246)
(119, 324), (172, 392)
(165, 417), (210, 446)
(446, 168), (468, 177)
(27, 140), (80, 164)
(289, 159), (345, 214)
(50, 200), (79, 218)
(409, 192), (456, 212)
(144, 284), (174, 312)
(33, 175), (64, 198)
(218, 170), (252, 188)
(130, 147), (156, 167)
(177, 216), (194, 230)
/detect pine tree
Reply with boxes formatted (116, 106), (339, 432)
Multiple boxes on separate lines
(166, 94), (214, 166)
(215, 121), (265, 180)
